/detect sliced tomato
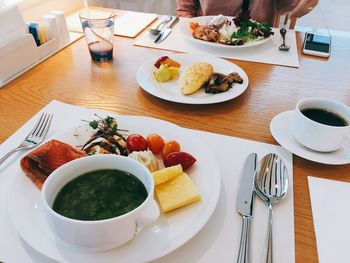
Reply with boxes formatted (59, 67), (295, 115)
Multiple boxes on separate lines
(163, 152), (196, 170)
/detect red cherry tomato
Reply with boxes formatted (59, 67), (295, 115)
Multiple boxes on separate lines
(146, 134), (165, 154)
(126, 134), (148, 152)
(163, 152), (196, 170)
(161, 140), (180, 159)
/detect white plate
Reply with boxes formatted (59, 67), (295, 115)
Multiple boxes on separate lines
(7, 115), (221, 262)
(137, 53), (249, 104)
(270, 110), (350, 165)
(179, 16), (271, 49)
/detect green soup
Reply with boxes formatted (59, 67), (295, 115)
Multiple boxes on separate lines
(52, 169), (148, 221)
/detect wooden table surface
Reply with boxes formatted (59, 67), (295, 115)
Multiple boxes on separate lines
(1, 12), (350, 262)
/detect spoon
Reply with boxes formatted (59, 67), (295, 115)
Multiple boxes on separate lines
(254, 153), (289, 263)
(150, 16), (172, 35)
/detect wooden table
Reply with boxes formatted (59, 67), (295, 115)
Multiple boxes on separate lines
(1, 12), (350, 262)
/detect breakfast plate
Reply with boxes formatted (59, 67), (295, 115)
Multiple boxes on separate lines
(270, 110), (350, 165)
(7, 115), (221, 262)
(137, 53), (249, 104)
(179, 16), (271, 49)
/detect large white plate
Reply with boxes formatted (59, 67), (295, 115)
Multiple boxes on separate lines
(270, 110), (350, 165)
(179, 16), (271, 49)
(7, 115), (221, 262)
(137, 54), (249, 104)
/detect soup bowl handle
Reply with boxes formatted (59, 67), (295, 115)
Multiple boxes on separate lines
(136, 199), (160, 229)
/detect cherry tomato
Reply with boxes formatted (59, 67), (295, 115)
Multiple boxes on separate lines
(161, 140), (180, 159)
(126, 134), (148, 152)
(163, 152), (196, 170)
(146, 133), (165, 154)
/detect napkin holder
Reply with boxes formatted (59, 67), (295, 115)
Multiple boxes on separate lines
(0, 5), (76, 87)
(0, 34), (60, 83)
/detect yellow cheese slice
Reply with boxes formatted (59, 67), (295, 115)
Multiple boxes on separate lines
(152, 164), (183, 186)
(155, 172), (201, 213)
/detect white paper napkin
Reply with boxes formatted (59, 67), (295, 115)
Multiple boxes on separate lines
(66, 10), (157, 38)
(0, 5), (26, 47)
(308, 176), (350, 263)
(133, 18), (299, 68)
(114, 11), (157, 38)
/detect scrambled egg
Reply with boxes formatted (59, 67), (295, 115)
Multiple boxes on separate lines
(179, 62), (213, 95)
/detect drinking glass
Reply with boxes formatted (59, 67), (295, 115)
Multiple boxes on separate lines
(79, 11), (116, 62)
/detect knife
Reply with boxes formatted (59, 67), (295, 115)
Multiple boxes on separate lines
(237, 152), (258, 263)
(154, 16), (179, 44)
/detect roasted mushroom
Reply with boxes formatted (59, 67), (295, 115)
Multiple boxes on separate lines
(203, 72), (243, 94)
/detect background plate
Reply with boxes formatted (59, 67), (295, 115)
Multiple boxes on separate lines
(137, 53), (249, 104)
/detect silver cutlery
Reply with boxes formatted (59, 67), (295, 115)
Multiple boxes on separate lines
(237, 152), (258, 263)
(279, 28), (290, 51)
(0, 112), (53, 166)
(150, 15), (172, 35)
(254, 153), (289, 263)
(154, 16), (179, 44)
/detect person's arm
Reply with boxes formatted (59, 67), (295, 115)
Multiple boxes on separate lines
(288, 0), (318, 19)
(277, 0), (318, 19)
(176, 0), (200, 18)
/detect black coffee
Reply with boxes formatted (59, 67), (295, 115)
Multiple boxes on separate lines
(301, 108), (349, 127)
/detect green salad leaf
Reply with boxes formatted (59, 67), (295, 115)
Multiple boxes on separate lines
(229, 19), (273, 43)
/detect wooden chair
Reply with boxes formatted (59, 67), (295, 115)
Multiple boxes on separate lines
(274, 14), (297, 29)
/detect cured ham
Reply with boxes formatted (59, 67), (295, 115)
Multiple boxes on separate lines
(20, 140), (86, 189)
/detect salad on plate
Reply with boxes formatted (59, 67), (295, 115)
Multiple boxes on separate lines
(190, 13), (274, 46)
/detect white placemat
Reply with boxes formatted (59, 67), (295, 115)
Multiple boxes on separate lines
(308, 176), (350, 263)
(0, 100), (294, 262)
(66, 10), (157, 38)
(133, 18), (299, 68)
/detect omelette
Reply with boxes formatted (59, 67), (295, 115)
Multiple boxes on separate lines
(179, 62), (213, 95)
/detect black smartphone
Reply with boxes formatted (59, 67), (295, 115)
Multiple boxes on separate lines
(302, 32), (331, 58)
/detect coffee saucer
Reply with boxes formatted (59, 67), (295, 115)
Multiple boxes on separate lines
(270, 111), (350, 165)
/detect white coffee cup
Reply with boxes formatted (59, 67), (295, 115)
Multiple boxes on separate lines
(41, 154), (159, 251)
(292, 97), (350, 152)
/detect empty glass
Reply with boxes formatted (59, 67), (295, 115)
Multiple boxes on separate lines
(79, 11), (116, 62)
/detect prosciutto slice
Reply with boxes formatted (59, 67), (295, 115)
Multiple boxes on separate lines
(20, 140), (86, 189)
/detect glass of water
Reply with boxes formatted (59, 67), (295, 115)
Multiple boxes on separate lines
(79, 11), (116, 62)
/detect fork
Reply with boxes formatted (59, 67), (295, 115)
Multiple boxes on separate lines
(279, 28), (290, 51)
(150, 15), (172, 35)
(0, 113), (53, 166)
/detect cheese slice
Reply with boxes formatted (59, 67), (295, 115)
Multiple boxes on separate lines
(155, 172), (201, 213)
(152, 164), (183, 186)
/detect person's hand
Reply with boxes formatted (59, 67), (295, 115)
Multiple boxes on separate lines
(289, 0), (319, 19)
